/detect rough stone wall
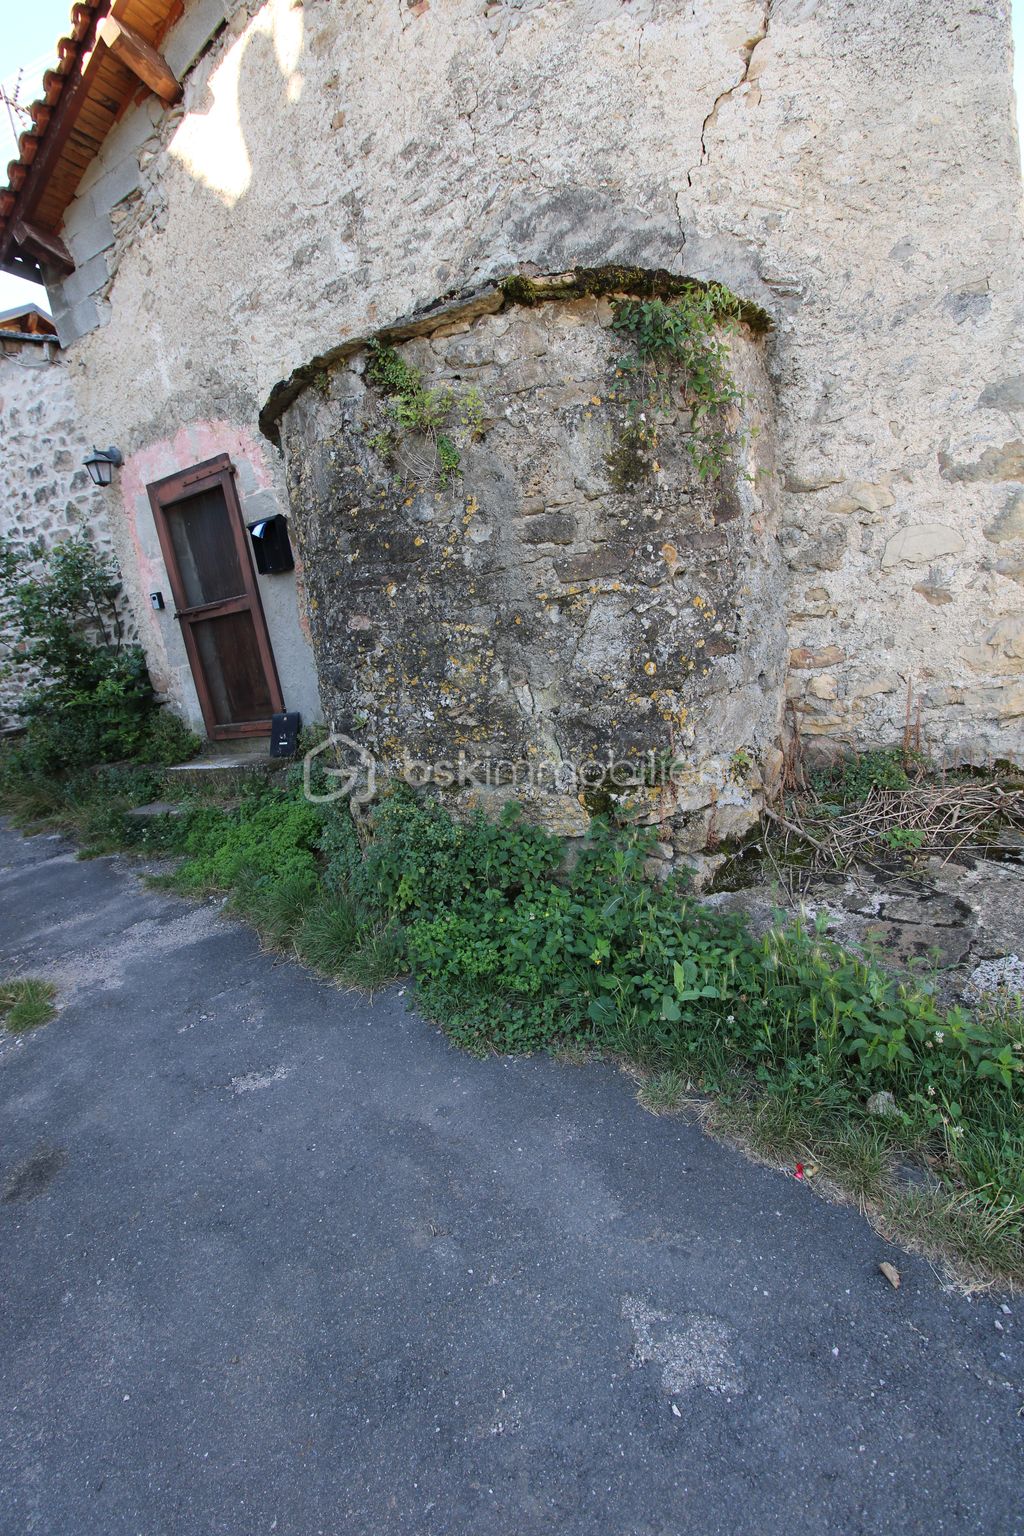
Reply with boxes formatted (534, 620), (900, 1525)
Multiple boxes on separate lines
(48, 0), (1024, 766)
(0, 335), (121, 726)
(282, 293), (785, 844)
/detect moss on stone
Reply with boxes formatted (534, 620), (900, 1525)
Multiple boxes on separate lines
(499, 265), (772, 333)
(606, 422), (652, 492)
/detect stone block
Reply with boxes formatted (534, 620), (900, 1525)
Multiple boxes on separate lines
(985, 490), (1024, 544)
(90, 156), (143, 217)
(785, 522), (848, 572)
(554, 546), (631, 582)
(66, 209), (115, 266)
(54, 296), (100, 347)
(521, 512), (577, 546)
(880, 523), (965, 568)
(912, 582), (954, 605)
(789, 644), (845, 668)
(978, 376), (1024, 413)
(939, 440), (1024, 483)
(982, 616), (1024, 661)
(165, 0), (230, 74)
(59, 252), (111, 309)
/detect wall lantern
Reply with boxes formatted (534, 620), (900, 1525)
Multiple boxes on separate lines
(83, 446), (123, 487)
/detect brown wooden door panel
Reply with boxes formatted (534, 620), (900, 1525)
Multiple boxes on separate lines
(147, 457), (283, 740)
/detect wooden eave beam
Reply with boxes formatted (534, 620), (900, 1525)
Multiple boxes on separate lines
(96, 15), (182, 105)
(11, 218), (75, 276)
(0, 1), (112, 269)
(0, 0), (180, 273)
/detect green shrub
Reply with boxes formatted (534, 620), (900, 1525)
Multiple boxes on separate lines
(610, 285), (747, 481)
(810, 749), (912, 803)
(172, 789), (324, 893)
(317, 807), (363, 893)
(0, 535), (199, 776)
(363, 339), (484, 487)
(352, 792), (562, 916)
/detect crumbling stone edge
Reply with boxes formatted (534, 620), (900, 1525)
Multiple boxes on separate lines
(257, 264), (774, 449)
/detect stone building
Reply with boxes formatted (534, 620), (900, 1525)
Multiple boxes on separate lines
(0, 302), (119, 727)
(0, 0), (1021, 843)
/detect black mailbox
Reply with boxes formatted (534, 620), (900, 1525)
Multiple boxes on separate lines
(247, 514), (294, 574)
(270, 711), (301, 758)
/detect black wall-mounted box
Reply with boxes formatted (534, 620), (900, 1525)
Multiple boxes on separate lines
(247, 514), (295, 574)
(270, 711), (301, 758)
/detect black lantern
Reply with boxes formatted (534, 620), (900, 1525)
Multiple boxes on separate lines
(83, 446), (123, 487)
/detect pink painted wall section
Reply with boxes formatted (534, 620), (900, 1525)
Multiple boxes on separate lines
(116, 418), (321, 730)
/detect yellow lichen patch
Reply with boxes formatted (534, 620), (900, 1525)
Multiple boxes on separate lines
(643, 660), (657, 676)
(414, 535), (425, 546)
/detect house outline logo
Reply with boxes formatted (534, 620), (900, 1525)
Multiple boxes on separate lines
(302, 732), (377, 806)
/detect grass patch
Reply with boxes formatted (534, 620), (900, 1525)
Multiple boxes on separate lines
(636, 1070), (690, 1115)
(227, 869), (318, 950)
(0, 978), (57, 1033)
(876, 1186), (1024, 1292)
(294, 896), (363, 974)
(337, 922), (406, 992)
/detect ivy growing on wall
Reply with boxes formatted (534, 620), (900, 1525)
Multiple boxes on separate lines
(363, 339), (484, 488)
(610, 283), (748, 481)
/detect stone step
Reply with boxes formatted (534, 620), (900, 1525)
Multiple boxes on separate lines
(163, 745), (287, 792)
(124, 800), (187, 820)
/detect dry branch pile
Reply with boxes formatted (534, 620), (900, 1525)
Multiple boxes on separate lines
(765, 783), (1024, 872)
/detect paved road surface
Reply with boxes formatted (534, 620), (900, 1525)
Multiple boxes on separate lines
(0, 822), (1021, 1534)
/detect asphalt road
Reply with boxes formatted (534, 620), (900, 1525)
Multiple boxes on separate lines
(0, 821), (1021, 1535)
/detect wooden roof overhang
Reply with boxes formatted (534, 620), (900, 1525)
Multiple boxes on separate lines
(0, 0), (182, 285)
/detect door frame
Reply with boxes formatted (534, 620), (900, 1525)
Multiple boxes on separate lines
(147, 453), (284, 741)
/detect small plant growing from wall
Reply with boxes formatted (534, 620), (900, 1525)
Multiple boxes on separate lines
(610, 283), (748, 481)
(363, 339), (484, 489)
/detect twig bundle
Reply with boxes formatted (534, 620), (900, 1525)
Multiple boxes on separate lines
(768, 783), (1024, 872)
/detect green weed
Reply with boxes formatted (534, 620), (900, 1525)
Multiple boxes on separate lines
(610, 285), (747, 481)
(0, 978), (57, 1033)
(295, 896), (363, 974)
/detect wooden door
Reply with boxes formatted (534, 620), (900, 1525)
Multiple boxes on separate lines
(147, 455), (283, 740)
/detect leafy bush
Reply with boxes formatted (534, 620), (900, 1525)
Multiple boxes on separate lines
(335, 794), (1024, 1244)
(171, 788), (324, 893)
(0, 534), (200, 773)
(4, 748), (1022, 1277)
(809, 749), (912, 803)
